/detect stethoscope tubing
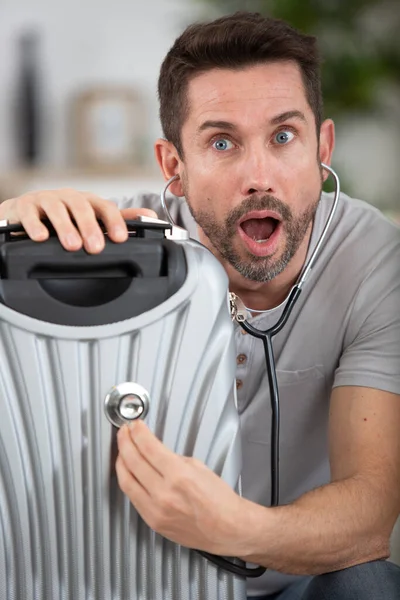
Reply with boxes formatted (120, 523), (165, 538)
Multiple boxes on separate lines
(159, 163), (341, 577)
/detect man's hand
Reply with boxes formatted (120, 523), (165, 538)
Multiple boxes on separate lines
(116, 420), (248, 556)
(0, 190), (157, 253)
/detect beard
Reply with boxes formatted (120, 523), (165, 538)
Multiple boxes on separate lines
(182, 179), (322, 282)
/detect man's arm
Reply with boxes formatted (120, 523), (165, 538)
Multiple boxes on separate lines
(238, 385), (400, 575)
(114, 386), (400, 576)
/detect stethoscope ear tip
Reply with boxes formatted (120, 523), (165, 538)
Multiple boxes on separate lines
(160, 175), (181, 226)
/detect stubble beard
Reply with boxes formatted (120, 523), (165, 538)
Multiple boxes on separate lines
(182, 177), (322, 283)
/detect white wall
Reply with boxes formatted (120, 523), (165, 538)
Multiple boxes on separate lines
(0, 0), (200, 169)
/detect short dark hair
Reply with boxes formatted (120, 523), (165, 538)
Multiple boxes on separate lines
(158, 11), (323, 158)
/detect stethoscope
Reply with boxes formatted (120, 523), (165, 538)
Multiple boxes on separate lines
(159, 163), (341, 579)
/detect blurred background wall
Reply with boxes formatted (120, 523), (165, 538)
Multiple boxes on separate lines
(0, 0), (399, 218)
(0, 0), (201, 199)
(0, 0), (191, 166)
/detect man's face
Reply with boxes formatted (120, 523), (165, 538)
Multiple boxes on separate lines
(179, 61), (324, 282)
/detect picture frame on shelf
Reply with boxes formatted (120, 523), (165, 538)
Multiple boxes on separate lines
(71, 85), (147, 171)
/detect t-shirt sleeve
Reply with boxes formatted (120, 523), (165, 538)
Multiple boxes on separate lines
(110, 192), (185, 225)
(333, 235), (400, 395)
(110, 192), (198, 237)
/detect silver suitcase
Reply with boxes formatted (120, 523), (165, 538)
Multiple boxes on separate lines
(0, 219), (246, 600)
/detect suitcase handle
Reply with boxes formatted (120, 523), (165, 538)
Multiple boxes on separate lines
(0, 219), (187, 326)
(0, 218), (170, 237)
(6, 238), (165, 280)
(1, 218), (173, 279)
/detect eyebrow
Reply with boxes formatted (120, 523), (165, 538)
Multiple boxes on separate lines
(270, 110), (306, 125)
(197, 110), (307, 134)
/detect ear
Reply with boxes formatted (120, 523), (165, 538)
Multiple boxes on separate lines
(154, 139), (185, 197)
(319, 119), (335, 182)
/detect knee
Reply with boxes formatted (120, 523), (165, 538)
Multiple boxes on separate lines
(302, 560), (400, 600)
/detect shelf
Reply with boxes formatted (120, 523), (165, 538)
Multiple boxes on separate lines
(0, 165), (164, 203)
(0, 164), (160, 180)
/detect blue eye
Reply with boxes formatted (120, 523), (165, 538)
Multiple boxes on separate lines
(274, 130), (295, 145)
(212, 138), (234, 151)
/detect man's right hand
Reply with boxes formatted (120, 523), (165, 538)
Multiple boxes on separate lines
(0, 189), (158, 254)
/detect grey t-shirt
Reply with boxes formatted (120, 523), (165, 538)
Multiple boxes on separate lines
(116, 191), (400, 596)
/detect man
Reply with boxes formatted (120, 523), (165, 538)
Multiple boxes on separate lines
(1, 11), (399, 600)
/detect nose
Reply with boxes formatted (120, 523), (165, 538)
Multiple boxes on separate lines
(239, 145), (276, 197)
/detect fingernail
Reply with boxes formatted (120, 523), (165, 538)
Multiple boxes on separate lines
(65, 233), (80, 247)
(33, 227), (48, 240)
(88, 235), (103, 252)
(113, 225), (128, 241)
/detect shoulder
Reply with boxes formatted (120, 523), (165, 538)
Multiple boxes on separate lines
(318, 191), (400, 274)
(321, 191), (399, 239)
(310, 191), (399, 330)
(113, 192), (166, 213)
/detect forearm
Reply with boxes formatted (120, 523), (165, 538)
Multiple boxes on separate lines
(236, 476), (393, 575)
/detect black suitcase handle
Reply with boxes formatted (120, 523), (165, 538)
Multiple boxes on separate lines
(1, 218), (172, 278)
(0, 218), (170, 236)
(0, 219), (187, 326)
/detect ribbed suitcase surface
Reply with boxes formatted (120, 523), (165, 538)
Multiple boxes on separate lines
(0, 240), (246, 600)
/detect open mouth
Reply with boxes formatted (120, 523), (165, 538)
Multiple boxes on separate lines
(238, 211), (282, 256)
(240, 216), (279, 242)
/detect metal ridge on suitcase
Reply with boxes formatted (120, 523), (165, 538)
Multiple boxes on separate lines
(0, 218), (246, 600)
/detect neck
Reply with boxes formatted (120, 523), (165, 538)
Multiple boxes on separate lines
(230, 276), (295, 312)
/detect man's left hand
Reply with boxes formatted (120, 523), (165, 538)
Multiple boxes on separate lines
(115, 420), (246, 555)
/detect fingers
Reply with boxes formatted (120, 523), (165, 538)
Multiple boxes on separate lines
(117, 425), (162, 494)
(127, 420), (176, 475)
(42, 190), (116, 253)
(13, 199), (50, 242)
(87, 196), (128, 243)
(36, 193), (84, 251)
(115, 454), (149, 503)
(120, 207), (158, 221)
(1, 188), (163, 253)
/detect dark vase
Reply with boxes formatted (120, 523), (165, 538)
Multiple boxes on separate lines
(15, 31), (41, 166)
